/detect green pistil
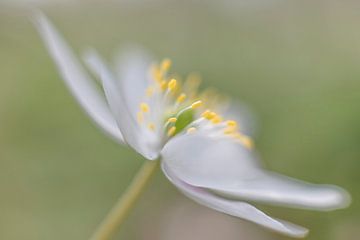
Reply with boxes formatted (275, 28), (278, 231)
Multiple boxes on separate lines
(165, 108), (195, 136)
(174, 109), (194, 135)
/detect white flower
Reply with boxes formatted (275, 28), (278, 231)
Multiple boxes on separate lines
(35, 13), (350, 238)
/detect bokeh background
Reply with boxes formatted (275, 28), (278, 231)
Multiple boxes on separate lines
(0, 0), (359, 239)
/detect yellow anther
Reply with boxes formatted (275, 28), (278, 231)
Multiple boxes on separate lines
(211, 115), (223, 124)
(184, 73), (202, 100)
(185, 73), (202, 89)
(223, 126), (236, 135)
(168, 79), (177, 91)
(161, 58), (172, 72)
(187, 127), (197, 134)
(224, 120), (238, 133)
(201, 110), (213, 120)
(151, 64), (162, 83)
(140, 102), (150, 113)
(176, 93), (186, 103)
(137, 112), (144, 123)
(148, 123), (156, 131)
(208, 112), (217, 119)
(160, 80), (168, 91)
(167, 117), (177, 123)
(146, 87), (154, 97)
(201, 88), (218, 100)
(234, 133), (253, 149)
(167, 126), (176, 137)
(191, 100), (203, 109)
(226, 120), (238, 127)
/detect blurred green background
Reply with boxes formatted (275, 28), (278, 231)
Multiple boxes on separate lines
(0, 1), (359, 239)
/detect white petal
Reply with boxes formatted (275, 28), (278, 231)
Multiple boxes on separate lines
(85, 50), (159, 160)
(113, 45), (154, 117)
(161, 133), (350, 210)
(214, 171), (351, 211)
(161, 133), (260, 188)
(162, 163), (308, 238)
(34, 13), (124, 144)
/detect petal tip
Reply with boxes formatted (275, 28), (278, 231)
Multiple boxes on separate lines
(282, 222), (309, 238)
(330, 186), (352, 210)
(313, 185), (352, 211)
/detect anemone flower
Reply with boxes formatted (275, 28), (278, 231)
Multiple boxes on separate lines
(35, 13), (350, 239)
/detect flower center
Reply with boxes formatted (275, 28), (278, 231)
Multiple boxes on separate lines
(136, 58), (253, 149)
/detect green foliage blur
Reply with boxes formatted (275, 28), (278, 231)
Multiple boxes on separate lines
(0, 1), (359, 239)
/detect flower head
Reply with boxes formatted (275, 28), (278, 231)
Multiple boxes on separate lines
(35, 14), (351, 238)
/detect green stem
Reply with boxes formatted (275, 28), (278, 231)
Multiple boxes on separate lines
(90, 160), (160, 240)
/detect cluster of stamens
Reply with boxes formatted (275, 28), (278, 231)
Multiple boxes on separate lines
(136, 58), (253, 150)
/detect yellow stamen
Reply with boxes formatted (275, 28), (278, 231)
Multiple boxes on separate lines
(211, 115), (223, 124)
(168, 79), (177, 91)
(201, 88), (218, 101)
(137, 112), (144, 123)
(147, 123), (156, 131)
(146, 87), (154, 97)
(226, 120), (237, 127)
(185, 73), (202, 89)
(234, 133), (253, 149)
(160, 80), (167, 91)
(151, 64), (162, 83)
(167, 126), (176, 136)
(184, 73), (202, 100)
(224, 120), (238, 134)
(191, 100), (203, 109)
(167, 117), (177, 123)
(161, 58), (172, 72)
(140, 103), (150, 113)
(210, 112), (217, 119)
(187, 127), (197, 134)
(223, 126), (236, 135)
(176, 93), (186, 103)
(201, 110), (213, 120)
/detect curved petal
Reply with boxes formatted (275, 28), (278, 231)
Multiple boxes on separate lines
(34, 13), (124, 144)
(113, 45), (154, 117)
(161, 133), (261, 188)
(161, 162), (308, 238)
(84, 50), (159, 160)
(161, 133), (350, 210)
(214, 172), (351, 211)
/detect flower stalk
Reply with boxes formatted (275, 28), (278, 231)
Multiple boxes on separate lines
(90, 160), (160, 240)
